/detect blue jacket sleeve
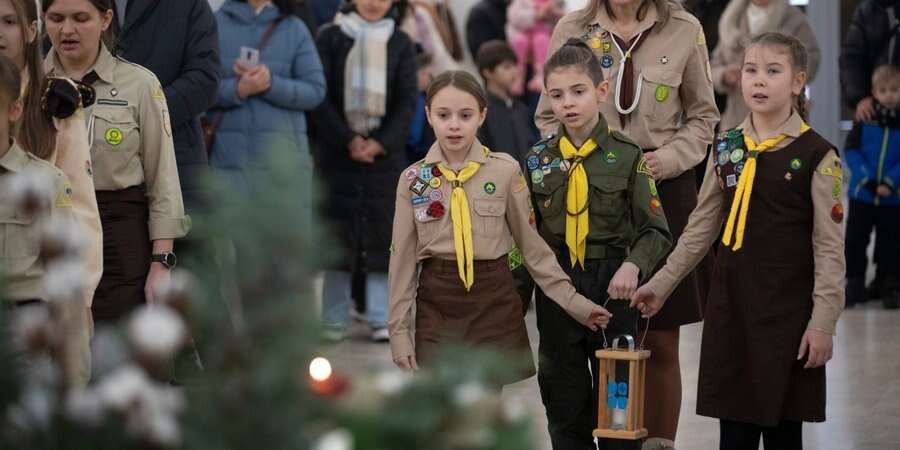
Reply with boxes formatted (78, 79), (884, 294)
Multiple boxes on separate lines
(843, 122), (870, 186)
(261, 19), (326, 111)
(883, 130), (900, 188)
(165, 0), (220, 126)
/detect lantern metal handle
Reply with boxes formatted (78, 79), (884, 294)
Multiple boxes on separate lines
(611, 334), (635, 352)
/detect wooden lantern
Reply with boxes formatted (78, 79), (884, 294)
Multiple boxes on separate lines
(593, 335), (651, 440)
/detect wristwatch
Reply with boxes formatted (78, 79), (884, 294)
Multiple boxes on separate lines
(151, 252), (177, 269)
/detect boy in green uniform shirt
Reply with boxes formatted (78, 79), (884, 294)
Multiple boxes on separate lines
(527, 40), (672, 450)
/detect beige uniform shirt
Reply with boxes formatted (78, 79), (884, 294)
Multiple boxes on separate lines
(45, 45), (190, 240)
(388, 140), (598, 359)
(645, 112), (845, 335)
(0, 141), (75, 302)
(535, 4), (720, 180)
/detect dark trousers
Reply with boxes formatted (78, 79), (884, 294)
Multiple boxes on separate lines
(536, 257), (641, 450)
(720, 420), (802, 450)
(93, 187), (151, 323)
(845, 200), (900, 278)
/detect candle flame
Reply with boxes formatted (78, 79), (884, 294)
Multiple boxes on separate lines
(309, 357), (332, 382)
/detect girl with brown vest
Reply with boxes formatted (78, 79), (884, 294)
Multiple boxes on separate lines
(632, 33), (845, 450)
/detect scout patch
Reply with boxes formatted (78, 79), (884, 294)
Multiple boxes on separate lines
(96, 99), (128, 106)
(591, 37), (602, 49)
(543, 197), (552, 208)
(56, 182), (73, 208)
(415, 208), (428, 222)
(717, 151), (729, 166)
(430, 189), (444, 202)
(649, 198), (662, 215)
(551, 158), (561, 168)
(655, 85), (669, 102)
(153, 84), (165, 101)
(405, 168), (417, 180)
(527, 155), (540, 170)
(409, 178), (428, 195)
(542, 166), (552, 175)
(785, 172), (793, 181)
(431, 166), (442, 178)
(560, 160), (571, 172)
(832, 178), (842, 199)
(697, 30), (706, 47)
(820, 156), (843, 180)
(531, 143), (546, 153)
(412, 196), (430, 207)
(726, 174), (737, 187)
(541, 154), (552, 165)
(790, 158), (802, 170)
(648, 178), (658, 197)
(603, 41), (612, 53)
(735, 162), (744, 175)
(637, 157), (653, 177)
(531, 169), (544, 184)
(420, 167), (433, 181)
(717, 141), (727, 152)
(513, 175), (527, 193)
(427, 201), (445, 218)
(110, 88), (118, 97)
(831, 202), (844, 224)
(105, 127), (123, 145)
(730, 148), (744, 164)
(601, 55), (614, 69)
(429, 177), (441, 189)
(660, 56), (669, 65)
(605, 151), (618, 164)
(508, 245), (524, 271)
(484, 182), (497, 194)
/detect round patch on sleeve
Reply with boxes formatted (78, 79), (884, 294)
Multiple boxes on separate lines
(831, 203), (844, 224)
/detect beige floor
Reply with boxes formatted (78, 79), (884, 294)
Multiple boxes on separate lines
(320, 300), (900, 450)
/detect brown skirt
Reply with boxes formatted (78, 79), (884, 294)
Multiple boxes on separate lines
(93, 186), (151, 323)
(650, 167), (709, 329)
(416, 257), (535, 383)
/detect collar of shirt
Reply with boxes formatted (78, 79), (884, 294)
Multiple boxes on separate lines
(423, 138), (489, 166)
(45, 43), (116, 85)
(738, 110), (805, 151)
(593, 2), (660, 39)
(0, 141), (30, 173)
(554, 113), (615, 150)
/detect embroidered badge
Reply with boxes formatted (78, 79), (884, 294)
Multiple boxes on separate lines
(831, 202), (844, 224)
(603, 41), (612, 53)
(601, 55), (614, 69)
(412, 196), (430, 207)
(508, 245), (524, 271)
(105, 128), (123, 146)
(512, 175), (527, 193)
(427, 201), (445, 218)
(726, 174), (737, 187)
(527, 155), (540, 170)
(832, 178), (842, 199)
(591, 37), (602, 49)
(735, 162), (745, 174)
(429, 177), (441, 189)
(420, 167), (433, 181)
(717, 151), (729, 166)
(404, 168), (417, 180)
(531, 169), (544, 184)
(560, 160), (571, 172)
(730, 148), (744, 164)
(790, 158), (802, 171)
(785, 172), (793, 181)
(655, 85), (669, 102)
(551, 158), (561, 168)
(484, 182), (497, 194)
(541, 154), (552, 165)
(717, 141), (727, 152)
(415, 208), (428, 222)
(637, 157), (653, 177)
(605, 151), (618, 164)
(648, 178), (658, 197)
(409, 178), (428, 195)
(649, 198), (662, 215)
(531, 143), (546, 153)
(431, 166), (442, 178)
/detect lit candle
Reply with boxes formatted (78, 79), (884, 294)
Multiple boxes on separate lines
(308, 357), (347, 397)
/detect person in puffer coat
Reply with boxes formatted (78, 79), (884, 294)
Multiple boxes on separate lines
(844, 64), (900, 310)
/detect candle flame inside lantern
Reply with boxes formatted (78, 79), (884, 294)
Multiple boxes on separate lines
(309, 357), (332, 382)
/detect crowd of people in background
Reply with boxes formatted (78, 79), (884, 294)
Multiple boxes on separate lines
(1, 0), (899, 449)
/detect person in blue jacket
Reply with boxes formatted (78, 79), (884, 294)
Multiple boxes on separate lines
(210, 0), (326, 231)
(844, 64), (900, 309)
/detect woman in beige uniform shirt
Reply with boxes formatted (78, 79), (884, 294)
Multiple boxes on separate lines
(535, 0), (720, 441)
(44, 0), (190, 322)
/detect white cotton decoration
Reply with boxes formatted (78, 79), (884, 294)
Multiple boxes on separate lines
(453, 382), (487, 407)
(313, 429), (354, 450)
(128, 305), (187, 359)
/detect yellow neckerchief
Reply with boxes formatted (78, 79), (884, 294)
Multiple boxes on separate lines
(722, 122), (810, 251)
(559, 136), (599, 268)
(437, 159), (482, 290)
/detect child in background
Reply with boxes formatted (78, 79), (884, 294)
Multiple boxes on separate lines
(633, 33), (844, 449)
(476, 40), (539, 170)
(843, 64), (900, 310)
(406, 44), (436, 164)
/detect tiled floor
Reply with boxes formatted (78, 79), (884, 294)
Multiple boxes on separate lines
(319, 301), (900, 450)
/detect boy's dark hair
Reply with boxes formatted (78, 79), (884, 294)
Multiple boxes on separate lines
(0, 54), (21, 105)
(746, 32), (809, 120)
(543, 38), (605, 86)
(476, 40), (517, 78)
(426, 70), (487, 111)
(414, 43), (433, 68)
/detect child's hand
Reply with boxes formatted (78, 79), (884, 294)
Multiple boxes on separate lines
(585, 305), (612, 331)
(877, 184), (893, 197)
(643, 151), (663, 180)
(630, 285), (663, 318)
(607, 262), (640, 300)
(393, 355), (419, 372)
(797, 329), (833, 369)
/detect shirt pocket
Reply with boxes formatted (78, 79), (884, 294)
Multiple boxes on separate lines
(414, 210), (443, 246)
(472, 198), (506, 238)
(640, 67), (683, 127)
(0, 202), (38, 259)
(91, 107), (141, 159)
(588, 174), (629, 230)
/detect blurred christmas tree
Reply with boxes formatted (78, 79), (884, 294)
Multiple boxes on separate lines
(0, 147), (538, 450)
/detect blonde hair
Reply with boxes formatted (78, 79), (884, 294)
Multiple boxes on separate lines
(872, 64), (900, 90)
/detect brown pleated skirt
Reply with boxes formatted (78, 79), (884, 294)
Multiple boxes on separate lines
(93, 186), (151, 323)
(416, 257), (535, 383)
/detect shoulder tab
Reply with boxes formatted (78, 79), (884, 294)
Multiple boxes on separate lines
(487, 151), (519, 166)
(530, 134), (557, 153)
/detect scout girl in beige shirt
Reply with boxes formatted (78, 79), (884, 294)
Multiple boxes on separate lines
(632, 33), (844, 449)
(44, 0), (189, 322)
(388, 71), (611, 382)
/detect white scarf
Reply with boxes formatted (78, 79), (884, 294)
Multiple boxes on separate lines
(336, 12), (394, 135)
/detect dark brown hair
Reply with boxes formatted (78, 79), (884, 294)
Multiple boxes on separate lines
(12, 0), (56, 159)
(475, 40), (517, 79)
(42, 0), (116, 52)
(425, 70), (487, 111)
(578, 0), (671, 29)
(746, 32), (810, 121)
(543, 38), (604, 86)
(0, 53), (22, 105)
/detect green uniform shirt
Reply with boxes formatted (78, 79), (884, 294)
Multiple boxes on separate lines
(525, 114), (672, 278)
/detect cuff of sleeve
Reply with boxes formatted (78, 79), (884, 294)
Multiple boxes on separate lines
(221, 78), (244, 107)
(807, 305), (841, 336)
(625, 254), (651, 283)
(653, 147), (680, 180)
(390, 332), (414, 359)
(149, 215), (192, 240)
(567, 294), (596, 325)
(645, 274), (675, 305)
(263, 75), (288, 103)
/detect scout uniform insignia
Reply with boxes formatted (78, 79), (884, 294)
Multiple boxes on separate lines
(637, 157), (653, 177)
(420, 166), (433, 181)
(508, 245), (524, 271)
(527, 155), (540, 170)
(430, 189), (443, 201)
(56, 182), (73, 208)
(409, 178), (428, 195)
(105, 127), (123, 145)
(648, 178), (658, 197)
(405, 168), (417, 180)
(603, 41), (612, 53)
(560, 160), (571, 172)
(484, 182), (497, 194)
(655, 85), (669, 102)
(730, 148), (744, 164)
(429, 177), (441, 189)
(427, 201), (445, 218)
(790, 158), (802, 170)
(605, 150), (617, 164)
(726, 174), (737, 187)
(531, 169), (544, 184)
(513, 175), (527, 193)
(831, 203), (844, 223)
(412, 196), (430, 207)
(649, 198), (662, 215)
(601, 55), (614, 69)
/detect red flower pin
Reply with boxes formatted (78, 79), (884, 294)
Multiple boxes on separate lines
(427, 201), (445, 218)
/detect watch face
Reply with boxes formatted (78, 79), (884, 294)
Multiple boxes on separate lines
(165, 253), (177, 268)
